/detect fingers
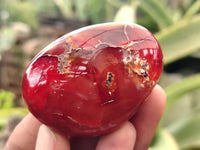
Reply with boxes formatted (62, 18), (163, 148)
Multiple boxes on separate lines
(4, 85), (166, 150)
(131, 85), (166, 150)
(96, 121), (136, 150)
(4, 113), (70, 150)
(35, 125), (70, 150)
(4, 113), (41, 150)
(70, 136), (99, 150)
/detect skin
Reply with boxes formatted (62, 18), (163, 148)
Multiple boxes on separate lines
(4, 85), (166, 150)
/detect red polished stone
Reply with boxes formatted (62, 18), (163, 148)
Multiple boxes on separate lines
(22, 23), (163, 136)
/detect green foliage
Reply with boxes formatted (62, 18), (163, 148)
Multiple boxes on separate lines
(53, 0), (74, 18)
(74, 0), (89, 20)
(183, 0), (200, 19)
(0, 90), (28, 131)
(0, 27), (16, 52)
(88, 0), (107, 23)
(164, 73), (200, 113)
(6, 0), (38, 27)
(0, 90), (15, 109)
(168, 112), (200, 149)
(136, 7), (159, 33)
(32, 0), (59, 17)
(138, 0), (174, 29)
(149, 129), (179, 150)
(114, 4), (137, 23)
(156, 15), (200, 64)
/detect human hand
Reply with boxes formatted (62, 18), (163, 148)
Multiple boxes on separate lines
(4, 85), (166, 150)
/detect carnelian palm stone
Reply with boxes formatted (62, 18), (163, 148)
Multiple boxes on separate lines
(22, 23), (163, 136)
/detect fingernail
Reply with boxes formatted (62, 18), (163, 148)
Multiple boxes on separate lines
(35, 125), (56, 150)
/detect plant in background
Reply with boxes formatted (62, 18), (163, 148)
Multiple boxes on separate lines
(0, 90), (15, 130)
(0, 90), (15, 109)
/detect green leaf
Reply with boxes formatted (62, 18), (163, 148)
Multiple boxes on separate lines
(184, 0), (200, 19)
(107, 0), (128, 8)
(138, 0), (173, 29)
(88, 0), (107, 23)
(168, 112), (200, 149)
(114, 5), (136, 23)
(53, 0), (74, 18)
(6, 0), (38, 27)
(156, 15), (200, 64)
(0, 27), (16, 52)
(164, 73), (200, 113)
(74, 0), (88, 20)
(0, 90), (15, 109)
(31, 0), (57, 15)
(191, 49), (200, 59)
(149, 129), (179, 150)
(105, 1), (117, 22)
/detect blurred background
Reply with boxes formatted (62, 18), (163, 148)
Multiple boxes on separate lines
(0, 0), (200, 149)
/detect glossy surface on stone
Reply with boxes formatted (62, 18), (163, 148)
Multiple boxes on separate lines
(22, 23), (163, 136)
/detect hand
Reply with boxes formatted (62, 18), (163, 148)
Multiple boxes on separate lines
(4, 85), (166, 150)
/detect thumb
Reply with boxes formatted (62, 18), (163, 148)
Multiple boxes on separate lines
(35, 125), (70, 150)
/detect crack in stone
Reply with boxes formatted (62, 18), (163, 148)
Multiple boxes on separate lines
(57, 43), (72, 74)
(124, 24), (130, 42)
(55, 24), (156, 87)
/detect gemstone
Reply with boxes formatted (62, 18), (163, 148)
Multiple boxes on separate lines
(22, 23), (163, 136)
